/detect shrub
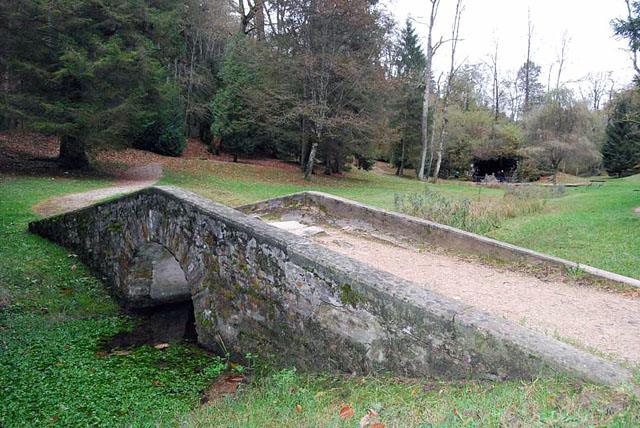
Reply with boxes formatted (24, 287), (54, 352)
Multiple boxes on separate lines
(154, 85), (186, 156)
(131, 83), (186, 157)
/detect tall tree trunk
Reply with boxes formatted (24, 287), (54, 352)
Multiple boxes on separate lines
(185, 31), (198, 130)
(396, 139), (405, 176)
(432, 0), (464, 182)
(304, 142), (318, 180)
(239, 0), (248, 33)
(523, 10), (533, 118)
(59, 135), (89, 169)
(300, 117), (308, 169)
(426, 74), (442, 179)
(555, 32), (569, 91)
(418, 0), (440, 181)
(255, 0), (265, 40)
(491, 40), (500, 121)
(324, 156), (332, 175)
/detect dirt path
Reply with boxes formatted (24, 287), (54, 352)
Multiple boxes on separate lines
(312, 227), (640, 365)
(33, 163), (162, 217)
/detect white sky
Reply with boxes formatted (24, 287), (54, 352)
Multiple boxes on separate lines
(388, 0), (636, 94)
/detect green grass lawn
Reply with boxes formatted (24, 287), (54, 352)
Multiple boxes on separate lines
(159, 160), (501, 209)
(2, 167), (640, 427)
(489, 177), (640, 279)
(160, 160), (640, 279)
(182, 368), (640, 427)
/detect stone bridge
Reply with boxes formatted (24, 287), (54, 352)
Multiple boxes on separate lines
(29, 186), (632, 386)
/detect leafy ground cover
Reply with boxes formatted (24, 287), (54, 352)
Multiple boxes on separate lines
(0, 176), (227, 427)
(183, 368), (640, 427)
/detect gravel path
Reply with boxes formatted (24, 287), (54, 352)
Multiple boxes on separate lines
(313, 227), (640, 365)
(33, 163), (162, 217)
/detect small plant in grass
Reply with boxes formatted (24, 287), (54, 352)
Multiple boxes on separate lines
(565, 264), (586, 279)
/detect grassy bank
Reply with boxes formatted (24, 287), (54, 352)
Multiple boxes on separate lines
(159, 160), (501, 209)
(489, 176), (640, 279)
(182, 368), (640, 427)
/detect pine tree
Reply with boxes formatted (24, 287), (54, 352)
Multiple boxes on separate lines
(2, 0), (184, 167)
(392, 20), (426, 176)
(396, 20), (427, 78)
(210, 36), (259, 162)
(603, 93), (640, 177)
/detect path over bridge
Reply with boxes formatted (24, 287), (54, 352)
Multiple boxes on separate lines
(29, 186), (632, 386)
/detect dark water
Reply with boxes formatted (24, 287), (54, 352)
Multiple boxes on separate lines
(102, 301), (198, 351)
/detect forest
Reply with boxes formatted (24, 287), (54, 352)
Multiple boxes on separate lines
(2, 0), (640, 181)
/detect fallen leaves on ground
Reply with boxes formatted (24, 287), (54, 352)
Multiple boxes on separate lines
(339, 404), (355, 420)
(359, 408), (383, 427)
(201, 374), (246, 405)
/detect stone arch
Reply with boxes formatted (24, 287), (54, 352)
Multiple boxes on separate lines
(123, 241), (191, 308)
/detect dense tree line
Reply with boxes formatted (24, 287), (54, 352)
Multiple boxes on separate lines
(1, 0), (192, 166)
(606, 0), (640, 177)
(1, 0), (638, 179)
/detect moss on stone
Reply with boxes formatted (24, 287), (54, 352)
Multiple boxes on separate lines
(106, 221), (123, 233)
(339, 283), (363, 309)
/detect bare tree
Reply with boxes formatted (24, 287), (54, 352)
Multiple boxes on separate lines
(608, 75), (617, 107)
(580, 72), (612, 111)
(432, 0), (464, 182)
(555, 31), (570, 90)
(502, 70), (521, 121)
(489, 39), (500, 121)
(522, 9), (534, 118)
(417, 0), (441, 181)
(546, 63), (554, 93)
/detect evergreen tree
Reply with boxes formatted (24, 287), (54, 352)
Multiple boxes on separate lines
(392, 20), (426, 175)
(603, 92), (640, 176)
(517, 60), (545, 116)
(210, 36), (259, 162)
(396, 20), (427, 77)
(1, 0), (184, 167)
